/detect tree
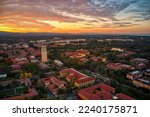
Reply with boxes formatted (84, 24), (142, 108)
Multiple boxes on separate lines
(11, 80), (20, 88)
(57, 88), (64, 94)
(21, 63), (39, 74)
(20, 72), (32, 79)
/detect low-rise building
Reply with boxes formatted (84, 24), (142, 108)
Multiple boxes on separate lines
(133, 77), (150, 90)
(130, 58), (149, 65)
(106, 63), (134, 70)
(64, 49), (90, 59)
(90, 56), (107, 62)
(0, 72), (7, 78)
(38, 62), (50, 70)
(74, 76), (95, 88)
(77, 83), (115, 100)
(0, 79), (38, 100)
(136, 63), (147, 70)
(77, 83), (134, 100)
(78, 58), (89, 64)
(127, 71), (142, 80)
(54, 60), (64, 67)
(27, 47), (41, 57)
(41, 77), (65, 95)
(117, 51), (136, 58)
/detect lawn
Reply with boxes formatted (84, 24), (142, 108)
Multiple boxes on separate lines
(16, 86), (28, 94)
(0, 85), (28, 98)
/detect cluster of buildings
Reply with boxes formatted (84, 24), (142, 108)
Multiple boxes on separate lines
(40, 67), (134, 100)
(0, 41), (149, 100)
(77, 83), (134, 100)
(106, 47), (150, 90)
(106, 39), (133, 42)
(59, 68), (95, 88)
(28, 47), (41, 57)
(29, 38), (87, 48)
(0, 43), (49, 99)
(0, 43), (41, 73)
(0, 42), (51, 73)
(64, 49), (107, 64)
(0, 79), (38, 100)
(130, 58), (149, 70)
(51, 39), (87, 46)
(90, 56), (107, 62)
(41, 77), (65, 96)
(126, 58), (150, 89)
(105, 55), (150, 90)
(40, 67), (95, 97)
(10, 57), (29, 72)
(127, 68), (150, 90)
(54, 60), (64, 67)
(0, 72), (7, 78)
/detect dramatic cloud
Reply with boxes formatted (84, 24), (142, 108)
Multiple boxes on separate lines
(0, 0), (150, 33)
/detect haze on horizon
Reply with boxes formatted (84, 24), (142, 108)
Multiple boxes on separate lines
(0, 0), (150, 34)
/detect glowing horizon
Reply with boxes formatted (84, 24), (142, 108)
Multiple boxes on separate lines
(0, 0), (150, 34)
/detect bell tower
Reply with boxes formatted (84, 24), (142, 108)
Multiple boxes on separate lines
(41, 45), (48, 62)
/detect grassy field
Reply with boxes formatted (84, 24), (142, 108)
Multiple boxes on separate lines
(0, 85), (28, 98)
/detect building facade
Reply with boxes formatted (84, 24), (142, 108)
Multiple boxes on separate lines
(41, 45), (48, 62)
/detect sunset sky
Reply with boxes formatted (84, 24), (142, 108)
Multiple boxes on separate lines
(0, 0), (150, 34)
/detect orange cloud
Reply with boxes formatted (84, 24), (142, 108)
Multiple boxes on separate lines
(0, 0), (150, 34)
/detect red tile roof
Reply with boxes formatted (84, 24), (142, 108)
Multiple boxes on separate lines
(60, 68), (86, 79)
(91, 91), (113, 100)
(77, 83), (115, 100)
(98, 83), (115, 93)
(41, 77), (65, 95)
(78, 83), (134, 100)
(51, 77), (65, 88)
(75, 77), (95, 84)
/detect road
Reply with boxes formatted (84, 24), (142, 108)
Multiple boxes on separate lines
(83, 69), (110, 83)
(83, 69), (131, 89)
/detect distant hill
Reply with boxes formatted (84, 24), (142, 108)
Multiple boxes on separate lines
(0, 31), (149, 43)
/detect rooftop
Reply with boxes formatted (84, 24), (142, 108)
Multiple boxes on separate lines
(78, 83), (134, 100)
(129, 71), (141, 75)
(135, 77), (150, 85)
(60, 68), (95, 85)
(75, 76), (95, 84)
